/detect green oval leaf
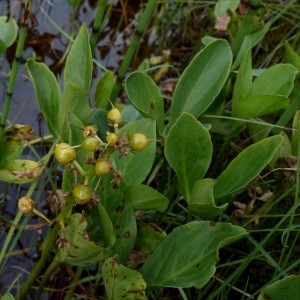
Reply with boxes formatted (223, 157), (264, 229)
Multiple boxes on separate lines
(58, 213), (104, 266)
(214, 135), (283, 200)
(64, 24), (92, 90)
(233, 94), (290, 119)
(0, 16), (17, 52)
(103, 257), (147, 300)
(104, 183), (137, 264)
(0, 159), (44, 184)
(125, 72), (165, 135)
(26, 59), (60, 138)
(113, 118), (156, 184)
(94, 70), (116, 109)
(258, 275), (300, 300)
(0, 124), (35, 165)
(232, 47), (252, 116)
(135, 221), (166, 253)
(0, 293), (14, 300)
(167, 39), (232, 129)
(58, 81), (90, 139)
(141, 221), (247, 288)
(88, 203), (116, 248)
(126, 184), (169, 212)
(165, 113), (212, 202)
(250, 64), (297, 97)
(285, 41), (300, 72)
(189, 178), (227, 218)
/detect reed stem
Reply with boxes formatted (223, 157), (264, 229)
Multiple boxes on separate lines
(90, 0), (107, 56)
(110, 0), (158, 102)
(0, 1), (32, 147)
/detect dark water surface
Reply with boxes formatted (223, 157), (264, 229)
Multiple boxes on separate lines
(0, 0), (133, 134)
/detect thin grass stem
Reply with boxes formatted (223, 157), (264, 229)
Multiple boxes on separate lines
(209, 186), (295, 298)
(110, 0), (158, 102)
(90, 0), (107, 55)
(64, 266), (84, 300)
(0, 1), (32, 146)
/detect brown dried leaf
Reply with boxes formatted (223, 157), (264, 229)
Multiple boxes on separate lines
(215, 12), (231, 31)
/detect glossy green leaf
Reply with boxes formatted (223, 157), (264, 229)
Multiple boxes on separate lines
(233, 94), (290, 119)
(58, 213), (104, 266)
(100, 181), (137, 264)
(285, 41), (300, 72)
(126, 184), (169, 212)
(88, 203), (116, 248)
(94, 70), (116, 109)
(0, 16), (17, 52)
(250, 64), (297, 97)
(214, 0), (239, 16)
(258, 275), (300, 300)
(125, 72), (165, 135)
(0, 293), (14, 300)
(232, 22), (271, 70)
(112, 118), (156, 184)
(141, 221), (247, 288)
(269, 131), (292, 168)
(232, 13), (268, 57)
(64, 24), (92, 90)
(26, 59), (60, 138)
(121, 105), (142, 123)
(167, 39), (232, 129)
(232, 48), (252, 116)
(135, 221), (166, 253)
(58, 81), (90, 139)
(0, 124), (35, 166)
(0, 159), (44, 184)
(103, 257), (147, 300)
(165, 113), (212, 202)
(189, 178), (227, 218)
(292, 110), (300, 156)
(214, 135), (283, 200)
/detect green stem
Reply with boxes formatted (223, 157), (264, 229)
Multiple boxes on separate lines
(0, 177), (38, 272)
(71, 159), (87, 177)
(16, 224), (59, 300)
(209, 186), (296, 299)
(90, 0), (107, 56)
(110, 0), (158, 102)
(37, 253), (61, 297)
(276, 118), (300, 274)
(269, 0), (298, 25)
(64, 266), (84, 300)
(0, 1), (32, 147)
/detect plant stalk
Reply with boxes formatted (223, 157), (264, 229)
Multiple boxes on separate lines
(0, 1), (32, 147)
(16, 224), (59, 300)
(64, 266), (84, 300)
(90, 0), (107, 55)
(110, 0), (158, 102)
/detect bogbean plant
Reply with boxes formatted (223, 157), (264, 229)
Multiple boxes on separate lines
(2, 1), (300, 299)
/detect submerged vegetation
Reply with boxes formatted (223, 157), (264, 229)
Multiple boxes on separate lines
(1, 0), (300, 299)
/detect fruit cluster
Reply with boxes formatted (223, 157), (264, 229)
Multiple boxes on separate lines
(52, 107), (149, 206)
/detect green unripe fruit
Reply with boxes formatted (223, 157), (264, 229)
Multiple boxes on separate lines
(81, 136), (101, 152)
(72, 184), (92, 205)
(95, 159), (111, 177)
(106, 133), (118, 146)
(107, 107), (122, 125)
(129, 133), (149, 152)
(54, 143), (76, 165)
